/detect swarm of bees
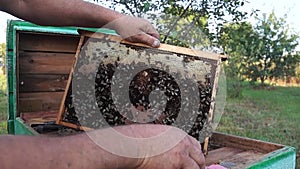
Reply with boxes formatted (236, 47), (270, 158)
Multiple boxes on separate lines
(60, 37), (218, 141)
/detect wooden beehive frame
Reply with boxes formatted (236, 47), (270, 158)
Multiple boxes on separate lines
(56, 30), (223, 152)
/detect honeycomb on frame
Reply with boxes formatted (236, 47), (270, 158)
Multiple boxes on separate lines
(56, 30), (223, 143)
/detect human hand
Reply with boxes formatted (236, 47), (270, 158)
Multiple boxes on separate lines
(137, 134), (206, 169)
(103, 15), (160, 48)
(88, 124), (205, 169)
(90, 125), (227, 169)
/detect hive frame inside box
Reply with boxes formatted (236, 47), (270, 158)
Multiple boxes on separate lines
(56, 30), (223, 153)
(7, 21), (296, 168)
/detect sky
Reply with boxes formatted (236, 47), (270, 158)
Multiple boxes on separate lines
(243, 0), (300, 33)
(0, 0), (300, 49)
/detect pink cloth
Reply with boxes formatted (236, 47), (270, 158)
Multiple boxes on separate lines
(206, 164), (227, 169)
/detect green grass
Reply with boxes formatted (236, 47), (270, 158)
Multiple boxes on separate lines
(217, 83), (300, 168)
(0, 121), (7, 134)
(0, 74), (7, 134)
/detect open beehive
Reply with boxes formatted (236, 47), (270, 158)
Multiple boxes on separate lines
(7, 20), (296, 169)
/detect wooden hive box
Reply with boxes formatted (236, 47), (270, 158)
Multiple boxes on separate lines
(6, 20), (296, 169)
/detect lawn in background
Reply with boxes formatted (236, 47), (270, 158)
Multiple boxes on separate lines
(0, 74), (7, 134)
(217, 83), (300, 168)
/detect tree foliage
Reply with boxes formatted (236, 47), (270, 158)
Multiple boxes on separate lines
(219, 22), (256, 80)
(92, 1), (300, 85)
(93, 0), (252, 48)
(0, 43), (5, 64)
(101, 0), (249, 20)
(220, 12), (300, 85)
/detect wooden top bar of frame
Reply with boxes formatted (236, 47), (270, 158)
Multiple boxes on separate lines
(78, 30), (227, 61)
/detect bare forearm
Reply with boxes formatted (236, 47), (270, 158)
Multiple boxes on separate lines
(0, 124), (206, 169)
(0, 0), (160, 47)
(0, 0), (123, 27)
(0, 133), (134, 169)
(0, 125), (167, 169)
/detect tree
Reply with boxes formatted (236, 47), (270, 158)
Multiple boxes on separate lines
(220, 12), (300, 85)
(252, 13), (299, 84)
(218, 22), (258, 97)
(219, 22), (257, 80)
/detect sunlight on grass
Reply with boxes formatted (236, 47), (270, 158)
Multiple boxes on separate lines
(0, 121), (7, 134)
(0, 75), (7, 134)
(217, 85), (300, 168)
